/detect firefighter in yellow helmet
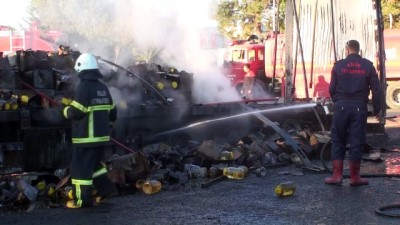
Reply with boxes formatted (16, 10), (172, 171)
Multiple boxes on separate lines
(63, 53), (117, 208)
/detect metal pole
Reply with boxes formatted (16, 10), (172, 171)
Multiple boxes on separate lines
(272, 0), (280, 93)
(272, 0), (276, 33)
(97, 57), (171, 106)
(330, 0), (337, 62)
(375, 0), (387, 123)
(284, 0), (294, 103)
(309, 0), (319, 89)
(292, 0), (302, 96)
(292, 0), (310, 100)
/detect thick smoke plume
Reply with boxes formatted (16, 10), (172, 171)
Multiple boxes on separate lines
(68, 0), (240, 104)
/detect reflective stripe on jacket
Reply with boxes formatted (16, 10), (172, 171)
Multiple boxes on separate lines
(63, 69), (117, 147)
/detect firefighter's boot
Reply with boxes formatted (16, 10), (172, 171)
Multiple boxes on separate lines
(324, 160), (343, 185)
(349, 161), (369, 186)
(66, 200), (81, 209)
(93, 169), (118, 205)
(67, 179), (94, 209)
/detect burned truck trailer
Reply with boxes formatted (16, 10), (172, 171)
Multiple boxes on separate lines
(0, 50), (263, 172)
(0, 48), (331, 173)
(0, 50), (72, 172)
(97, 59), (261, 151)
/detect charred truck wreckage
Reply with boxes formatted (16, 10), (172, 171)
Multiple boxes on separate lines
(0, 0), (390, 211)
(0, 48), (329, 171)
(0, 47), (336, 207)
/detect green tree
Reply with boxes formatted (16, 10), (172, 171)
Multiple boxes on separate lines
(382, 0), (400, 29)
(215, 0), (398, 40)
(214, 0), (286, 40)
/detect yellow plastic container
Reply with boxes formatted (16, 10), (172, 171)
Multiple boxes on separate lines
(36, 181), (46, 191)
(275, 181), (296, 197)
(219, 151), (234, 160)
(223, 167), (246, 180)
(142, 180), (162, 194)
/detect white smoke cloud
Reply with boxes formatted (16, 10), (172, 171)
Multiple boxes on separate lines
(115, 0), (215, 65)
(78, 0), (241, 104)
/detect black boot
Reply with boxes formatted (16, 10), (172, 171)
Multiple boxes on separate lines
(93, 173), (118, 204)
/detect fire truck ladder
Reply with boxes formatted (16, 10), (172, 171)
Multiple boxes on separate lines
(10, 30), (25, 51)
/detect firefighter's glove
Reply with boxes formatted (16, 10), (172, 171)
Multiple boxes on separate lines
(61, 97), (72, 106)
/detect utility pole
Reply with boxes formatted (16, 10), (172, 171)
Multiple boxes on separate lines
(284, 0), (294, 103)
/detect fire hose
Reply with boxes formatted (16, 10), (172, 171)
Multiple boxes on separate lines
(95, 57), (171, 106)
(375, 204), (400, 218)
(17, 78), (136, 154)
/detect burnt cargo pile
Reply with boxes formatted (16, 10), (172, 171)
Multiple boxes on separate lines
(0, 50), (78, 172)
(0, 123), (336, 211)
(0, 50), (343, 212)
(1, 47), (232, 174)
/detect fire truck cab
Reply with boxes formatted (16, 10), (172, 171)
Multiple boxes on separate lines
(222, 33), (288, 97)
(222, 40), (266, 92)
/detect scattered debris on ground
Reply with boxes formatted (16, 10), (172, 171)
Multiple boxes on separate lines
(3, 123), (396, 213)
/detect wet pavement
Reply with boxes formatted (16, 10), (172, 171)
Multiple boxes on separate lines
(1, 115), (400, 225)
(1, 162), (400, 225)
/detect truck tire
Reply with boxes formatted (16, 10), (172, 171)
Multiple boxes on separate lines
(386, 82), (400, 109)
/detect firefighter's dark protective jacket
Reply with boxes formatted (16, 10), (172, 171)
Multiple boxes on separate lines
(63, 69), (116, 147)
(329, 53), (382, 114)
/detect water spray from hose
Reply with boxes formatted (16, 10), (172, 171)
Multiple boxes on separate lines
(153, 103), (317, 137)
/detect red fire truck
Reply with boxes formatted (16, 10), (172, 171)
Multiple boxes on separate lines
(0, 22), (60, 54)
(222, 34), (284, 95)
(384, 29), (400, 109)
(223, 29), (400, 108)
(222, 0), (393, 117)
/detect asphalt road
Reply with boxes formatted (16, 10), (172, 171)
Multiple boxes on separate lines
(2, 164), (400, 225)
(1, 110), (400, 225)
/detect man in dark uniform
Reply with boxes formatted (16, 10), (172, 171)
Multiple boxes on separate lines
(325, 40), (381, 186)
(63, 53), (118, 208)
